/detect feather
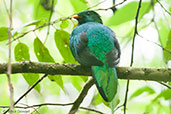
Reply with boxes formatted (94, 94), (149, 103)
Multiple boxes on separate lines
(92, 64), (118, 102)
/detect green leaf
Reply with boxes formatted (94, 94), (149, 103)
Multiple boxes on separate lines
(34, 37), (55, 62)
(110, 98), (120, 113)
(169, 82), (171, 86)
(33, 0), (57, 20)
(14, 42), (40, 92)
(72, 77), (83, 91)
(23, 73), (40, 92)
(92, 92), (120, 110)
(0, 27), (8, 42)
(60, 20), (69, 29)
(153, 89), (171, 101)
(54, 29), (75, 63)
(106, 1), (153, 26)
(33, 37), (64, 89)
(130, 86), (155, 100)
(48, 75), (64, 89)
(163, 30), (171, 63)
(34, 1), (50, 20)
(80, 76), (88, 82)
(54, 29), (88, 82)
(80, 0), (88, 4)
(157, 19), (170, 47)
(70, 0), (88, 12)
(92, 93), (103, 105)
(14, 42), (30, 61)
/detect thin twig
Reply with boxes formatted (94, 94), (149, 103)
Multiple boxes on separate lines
(156, 0), (171, 16)
(7, 23), (48, 45)
(94, 0), (127, 11)
(158, 82), (171, 89)
(19, 103), (40, 114)
(111, 0), (117, 13)
(113, 104), (124, 113)
(123, 0), (142, 114)
(151, 7), (171, 57)
(151, 2), (171, 55)
(8, 16), (72, 45)
(158, 81), (171, 113)
(2, 0), (9, 17)
(7, 0), (14, 113)
(79, 107), (104, 114)
(0, 103), (104, 114)
(152, 11), (164, 46)
(87, 0), (106, 10)
(8, 1), (127, 45)
(44, 0), (54, 44)
(30, 107), (40, 114)
(138, 35), (171, 55)
(69, 78), (94, 114)
(119, 13), (170, 55)
(130, 0), (142, 66)
(3, 74), (48, 114)
(123, 80), (130, 114)
(0, 103), (73, 109)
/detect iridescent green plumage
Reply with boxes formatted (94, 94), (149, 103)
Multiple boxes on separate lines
(69, 10), (120, 102)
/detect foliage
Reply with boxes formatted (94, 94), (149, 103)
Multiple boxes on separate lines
(0, 27), (8, 41)
(130, 86), (156, 100)
(14, 42), (40, 92)
(106, 1), (154, 26)
(0, 0), (171, 113)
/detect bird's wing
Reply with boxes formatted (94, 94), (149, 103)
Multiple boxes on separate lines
(75, 32), (104, 66)
(105, 31), (121, 67)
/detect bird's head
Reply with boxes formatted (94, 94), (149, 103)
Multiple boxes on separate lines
(73, 10), (103, 25)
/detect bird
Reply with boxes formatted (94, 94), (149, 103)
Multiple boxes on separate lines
(69, 10), (121, 102)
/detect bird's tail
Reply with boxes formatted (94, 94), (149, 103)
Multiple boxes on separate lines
(91, 64), (118, 102)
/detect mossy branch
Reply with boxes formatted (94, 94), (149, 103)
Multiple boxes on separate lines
(0, 62), (170, 82)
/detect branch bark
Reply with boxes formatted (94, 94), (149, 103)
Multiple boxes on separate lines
(0, 62), (171, 82)
(69, 78), (94, 114)
(7, 0), (14, 113)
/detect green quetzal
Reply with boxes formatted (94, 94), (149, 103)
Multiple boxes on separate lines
(69, 10), (121, 102)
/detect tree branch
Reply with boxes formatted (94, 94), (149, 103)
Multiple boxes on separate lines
(69, 78), (94, 114)
(0, 62), (171, 82)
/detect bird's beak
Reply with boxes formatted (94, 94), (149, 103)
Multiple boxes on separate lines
(72, 15), (81, 19)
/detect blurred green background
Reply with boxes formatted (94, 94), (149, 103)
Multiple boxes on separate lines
(0, 0), (171, 113)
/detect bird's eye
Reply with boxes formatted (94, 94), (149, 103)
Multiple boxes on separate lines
(87, 12), (90, 15)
